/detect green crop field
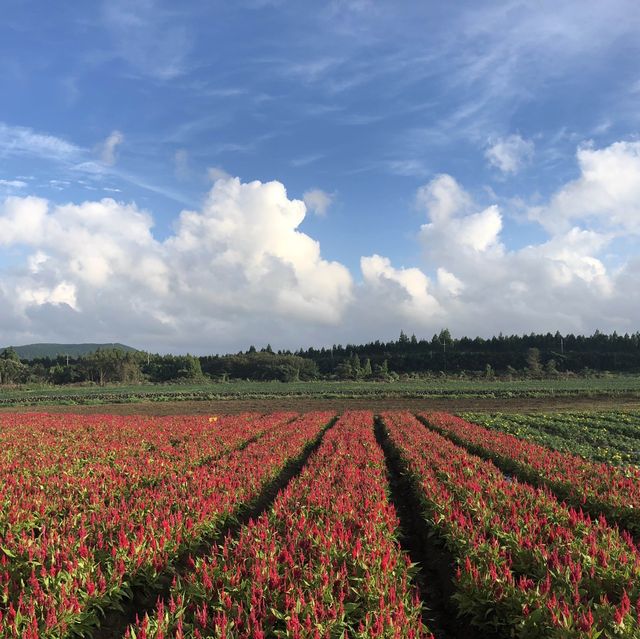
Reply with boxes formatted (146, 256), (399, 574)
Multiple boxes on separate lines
(463, 410), (640, 466)
(2, 375), (640, 408)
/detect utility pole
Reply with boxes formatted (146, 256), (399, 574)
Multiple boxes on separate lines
(438, 333), (450, 374)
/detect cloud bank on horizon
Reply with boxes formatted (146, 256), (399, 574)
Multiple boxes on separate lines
(1, 1), (640, 352)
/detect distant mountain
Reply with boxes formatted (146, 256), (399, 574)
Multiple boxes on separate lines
(3, 343), (138, 360)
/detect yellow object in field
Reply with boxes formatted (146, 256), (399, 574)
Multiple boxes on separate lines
(209, 416), (218, 423)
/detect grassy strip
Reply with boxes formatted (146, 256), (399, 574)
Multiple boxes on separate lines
(4, 382), (640, 407)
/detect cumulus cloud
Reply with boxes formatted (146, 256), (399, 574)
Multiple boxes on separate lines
(0, 176), (353, 350)
(2, 140), (640, 351)
(485, 134), (534, 174)
(365, 170), (623, 338)
(166, 177), (352, 323)
(416, 174), (471, 223)
(360, 254), (442, 322)
(529, 140), (640, 234)
(303, 188), (334, 216)
(436, 268), (464, 296)
(419, 174), (503, 257)
(99, 130), (124, 166)
(18, 282), (78, 310)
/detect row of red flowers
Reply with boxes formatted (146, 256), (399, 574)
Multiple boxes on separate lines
(126, 411), (432, 639)
(0, 411), (331, 638)
(420, 411), (640, 535)
(382, 411), (640, 638)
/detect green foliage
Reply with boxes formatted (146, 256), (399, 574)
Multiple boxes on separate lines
(373, 359), (389, 379)
(81, 348), (143, 386)
(545, 358), (558, 375)
(0, 352), (27, 384)
(3, 376), (640, 407)
(335, 360), (353, 380)
(200, 350), (318, 382)
(526, 347), (542, 375)
(1, 347), (20, 362)
(463, 411), (640, 467)
(1, 343), (137, 360)
(5, 329), (640, 388)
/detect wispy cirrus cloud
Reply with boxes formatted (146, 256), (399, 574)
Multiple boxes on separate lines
(290, 154), (324, 168)
(0, 122), (80, 161)
(0, 179), (27, 189)
(102, 0), (192, 80)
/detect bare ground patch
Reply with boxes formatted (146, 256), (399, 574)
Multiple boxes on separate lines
(3, 395), (640, 416)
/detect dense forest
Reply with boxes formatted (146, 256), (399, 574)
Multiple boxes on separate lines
(2, 330), (640, 386)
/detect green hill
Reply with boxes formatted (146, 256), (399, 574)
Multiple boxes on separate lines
(3, 343), (138, 360)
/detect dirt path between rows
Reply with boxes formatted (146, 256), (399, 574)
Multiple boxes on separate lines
(3, 395), (640, 415)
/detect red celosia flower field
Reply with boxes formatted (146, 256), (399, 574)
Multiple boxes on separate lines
(421, 411), (640, 534)
(383, 411), (640, 638)
(2, 409), (640, 638)
(126, 411), (431, 639)
(0, 412), (329, 637)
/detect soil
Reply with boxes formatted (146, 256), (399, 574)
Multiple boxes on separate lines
(3, 395), (640, 416)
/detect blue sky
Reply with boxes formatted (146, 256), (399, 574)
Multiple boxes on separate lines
(1, 1), (640, 351)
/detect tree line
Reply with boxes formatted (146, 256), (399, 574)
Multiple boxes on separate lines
(1, 329), (640, 386)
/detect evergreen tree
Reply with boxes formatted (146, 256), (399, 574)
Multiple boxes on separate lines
(350, 352), (361, 377)
(335, 360), (353, 380)
(526, 348), (542, 375)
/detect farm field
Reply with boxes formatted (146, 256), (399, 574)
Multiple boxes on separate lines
(2, 376), (640, 409)
(462, 410), (640, 466)
(2, 409), (640, 638)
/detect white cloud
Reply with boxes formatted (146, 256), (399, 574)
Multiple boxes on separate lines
(99, 130), (124, 166)
(0, 176), (353, 350)
(0, 196), (49, 246)
(207, 166), (232, 182)
(436, 268), (464, 296)
(167, 177), (352, 323)
(0, 122), (80, 161)
(360, 254), (442, 322)
(485, 134), (534, 174)
(418, 174), (503, 256)
(18, 282), (78, 311)
(364, 171), (623, 338)
(529, 140), (640, 234)
(416, 174), (471, 223)
(0, 179), (27, 189)
(303, 188), (333, 216)
(1, 149), (640, 350)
